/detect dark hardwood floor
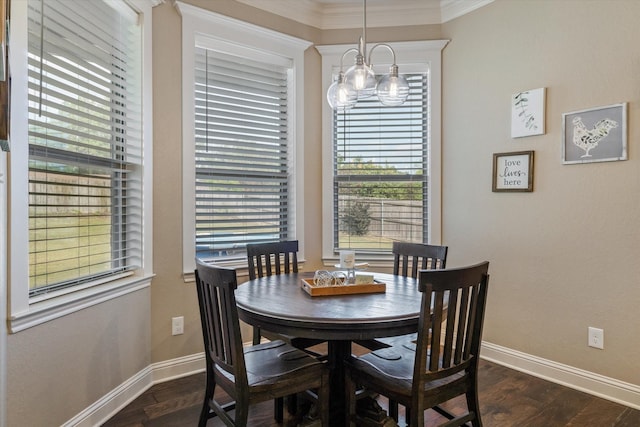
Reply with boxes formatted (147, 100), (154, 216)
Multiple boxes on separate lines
(103, 357), (640, 427)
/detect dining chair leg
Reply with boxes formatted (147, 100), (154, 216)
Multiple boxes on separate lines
(466, 390), (483, 427)
(252, 326), (261, 345)
(345, 374), (356, 427)
(197, 404), (210, 427)
(319, 372), (330, 427)
(388, 399), (399, 421)
(235, 400), (249, 427)
(286, 393), (297, 415)
(274, 397), (284, 422)
(198, 375), (215, 427)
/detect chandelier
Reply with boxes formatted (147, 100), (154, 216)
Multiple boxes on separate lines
(326, 0), (410, 110)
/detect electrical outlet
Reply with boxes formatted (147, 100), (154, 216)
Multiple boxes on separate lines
(588, 327), (604, 349)
(172, 316), (184, 336)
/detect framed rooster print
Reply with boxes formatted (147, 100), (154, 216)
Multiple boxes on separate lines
(562, 103), (627, 164)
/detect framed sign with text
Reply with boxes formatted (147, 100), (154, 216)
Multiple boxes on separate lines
(492, 151), (534, 192)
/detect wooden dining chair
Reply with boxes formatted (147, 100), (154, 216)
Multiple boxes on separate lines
(247, 240), (328, 420)
(357, 241), (448, 351)
(345, 261), (489, 427)
(246, 240), (324, 350)
(354, 242), (449, 420)
(194, 260), (330, 427)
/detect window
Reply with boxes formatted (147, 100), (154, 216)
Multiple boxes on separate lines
(334, 73), (428, 251)
(27, 0), (142, 295)
(317, 41), (447, 265)
(178, 2), (311, 276)
(194, 49), (291, 259)
(9, 0), (154, 331)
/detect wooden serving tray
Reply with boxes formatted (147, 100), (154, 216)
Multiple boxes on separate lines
(300, 278), (386, 297)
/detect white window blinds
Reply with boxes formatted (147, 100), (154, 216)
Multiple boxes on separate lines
(334, 73), (428, 251)
(194, 48), (291, 259)
(27, 0), (142, 295)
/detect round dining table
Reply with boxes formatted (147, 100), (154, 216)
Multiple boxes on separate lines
(234, 271), (421, 426)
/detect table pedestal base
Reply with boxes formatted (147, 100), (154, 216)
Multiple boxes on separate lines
(355, 396), (397, 427)
(328, 340), (350, 424)
(327, 340), (396, 426)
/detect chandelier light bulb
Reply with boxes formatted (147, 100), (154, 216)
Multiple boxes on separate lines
(344, 54), (376, 99)
(377, 65), (410, 106)
(327, 72), (357, 110)
(353, 69), (367, 89)
(389, 80), (399, 98)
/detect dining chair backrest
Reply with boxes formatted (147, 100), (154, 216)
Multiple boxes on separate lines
(392, 242), (448, 279)
(246, 240), (299, 280)
(414, 261), (489, 400)
(195, 260), (249, 389)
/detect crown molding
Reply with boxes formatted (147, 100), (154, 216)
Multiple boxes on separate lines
(235, 0), (326, 28)
(175, 1), (312, 50)
(234, 0), (492, 29)
(318, 0), (441, 29)
(439, 0), (494, 23)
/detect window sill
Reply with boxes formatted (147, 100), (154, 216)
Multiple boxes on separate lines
(184, 259), (307, 283)
(322, 253), (395, 271)
(9, 274), (154, 333)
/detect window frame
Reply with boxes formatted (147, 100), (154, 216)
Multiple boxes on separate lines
(317, 40), (448, 267)
(0, 151), (7, 420)
(8, 0), (155, 333)
(178, 1), (312, 279)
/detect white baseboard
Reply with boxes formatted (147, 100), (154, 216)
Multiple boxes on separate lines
(65, 342), (640, 426)
(150, 352), (206, 384)
(63, 353), (206, 427)
(481, 341), (640, 410)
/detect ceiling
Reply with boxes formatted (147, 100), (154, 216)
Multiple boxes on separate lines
(233, 0), (494, 29)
